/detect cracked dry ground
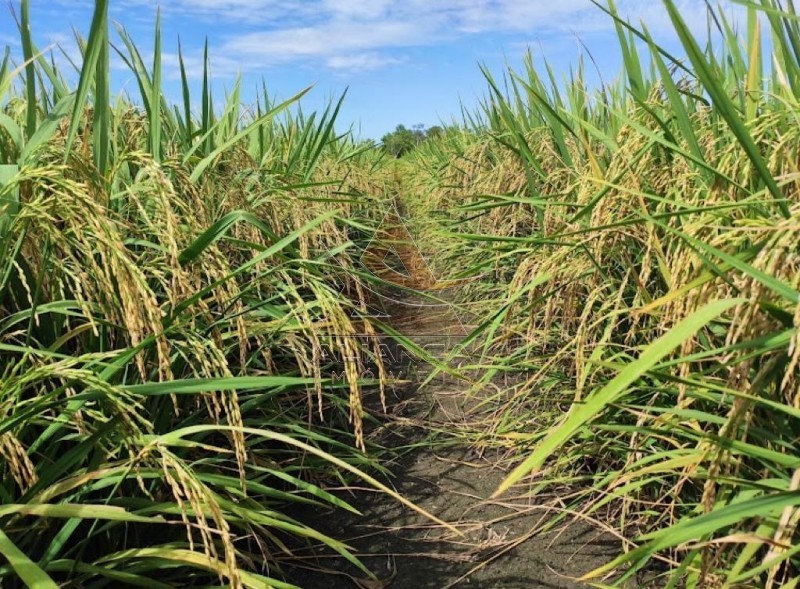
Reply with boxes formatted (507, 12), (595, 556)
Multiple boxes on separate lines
(282, 293), (620, 589)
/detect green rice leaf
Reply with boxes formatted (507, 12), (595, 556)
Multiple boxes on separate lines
(0, 528), (58, 589)
(494, 298), (743, 496)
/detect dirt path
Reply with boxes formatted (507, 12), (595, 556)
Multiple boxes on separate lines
(282, 288), (620, 588)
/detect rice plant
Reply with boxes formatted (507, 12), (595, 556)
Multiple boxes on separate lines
(6, 0), (800, 586)
(400, 1), (800, 586)
(0, 2), (440, 587)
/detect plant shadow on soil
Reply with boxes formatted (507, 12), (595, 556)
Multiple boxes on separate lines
(279, 292), (630, 589)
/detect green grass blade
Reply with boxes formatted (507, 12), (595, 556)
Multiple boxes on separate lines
(158, 424), (462, 535)
(150, 9), (162, 162)
(177, 38), (193, 146)
(664, 0), (789, 217)
(201, 38), (212, 153)
(0, 528), (58, 589)
(177, 210), (282, 265)
(494, 298), (743, 496)
(63, 0), (108, 165)
(588, 490), (800, 580)
(642, 25), (705, 165)
(188, 86), (312, 182)
(93, 26), (110, 177)
(0, 504), (164, 523)
(19, 0), (37, 140)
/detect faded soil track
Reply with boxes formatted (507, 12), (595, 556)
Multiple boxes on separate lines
(282, 278), (620, 588)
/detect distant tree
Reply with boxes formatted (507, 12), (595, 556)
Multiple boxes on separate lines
(381, 124), (418, 157)
(380, 123), (443, 157)
(426, 125), (444, 139)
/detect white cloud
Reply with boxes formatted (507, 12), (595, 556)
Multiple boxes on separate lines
(110, 0), (736, 73)
(223, 20), (426, 59)
(326, 52), (404, 71)
(112, 0), (316, 24)
(160, 52), (244, 81)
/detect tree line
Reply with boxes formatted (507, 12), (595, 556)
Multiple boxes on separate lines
(380, 123), (444, 157)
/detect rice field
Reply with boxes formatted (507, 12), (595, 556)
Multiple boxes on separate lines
(1, 0), (800, 587)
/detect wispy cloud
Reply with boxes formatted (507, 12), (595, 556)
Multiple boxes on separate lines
(326, 52), (404, 71)
(159, 52), (244, 81)
(112, 0), (316, 24)
(223, 20), (423, 59)
(54, 0), (730, 74)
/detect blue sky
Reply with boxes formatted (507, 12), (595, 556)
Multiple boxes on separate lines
(1, 1), (730, 140)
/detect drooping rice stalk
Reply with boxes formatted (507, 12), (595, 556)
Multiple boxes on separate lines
(6, 0), (800, 586)
(401, 1), (800, 586)
(0, 2), (420, 587)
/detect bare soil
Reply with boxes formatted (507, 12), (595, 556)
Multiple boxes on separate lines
(280, 289), (622, 588)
